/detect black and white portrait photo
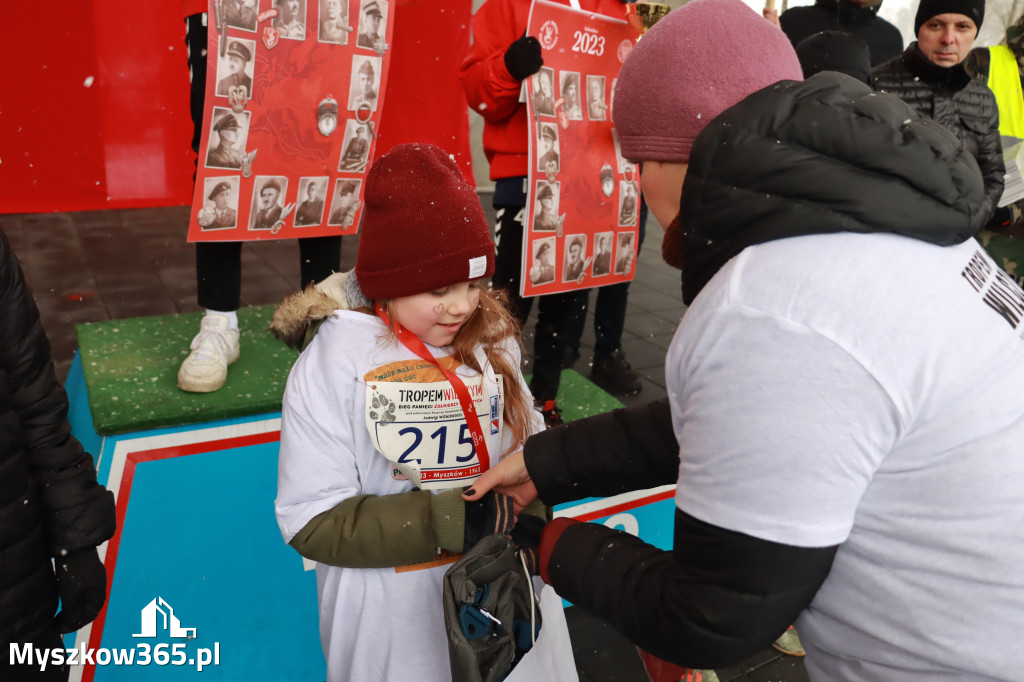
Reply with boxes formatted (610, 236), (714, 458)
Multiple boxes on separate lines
(339, 119), (373, 172)
(537, 123), (559, 174)
(560, 71), (582, 121)
(562, 235), (587, 283)
(587, 75), (607, 121)
(614, 232), (636, 276)
(205, 107), (251, 170)
(592, 231), (613, 277)
(533, 180), (560, 233)
(216, 38), (256, 99)
(199, 177), (241, 231)
(532, 67), (555, 117)
(618, 180), (638, 226)
(249, 176), (289, 231)
(528, 237), (556, 286)
(294, 177), (328, 227)
(356, 0), (388, 50)
(348, 56), (382, 111)
(274, 0), (306, 40)
(223, 0), (258, 31)
(328, 179), (362, 227)
(318, 0), (350, 44)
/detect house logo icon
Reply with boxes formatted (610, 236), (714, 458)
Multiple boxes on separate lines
(133, 597), (197, 639)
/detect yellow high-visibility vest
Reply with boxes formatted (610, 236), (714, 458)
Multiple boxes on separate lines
(988, 44), (1024, 142)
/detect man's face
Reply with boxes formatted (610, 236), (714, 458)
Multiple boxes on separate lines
(540, 73), (552, 97)
(541, 195), (554, 212)
(338, 190), (355, 208)
(307, 184), (317, 200)
(228, 55), (245, 74)
(566, 81), (578, 104)
(261, 188), (279, 208)
(569, 244), (581, 262)
(280, 0), (299, 21)
(542, 135), (553, 153)
(365, 12), (382, 34)
(356, 126), (368, 140)
(590, 81), (602, 101)
(918, 13), (977, 66)
(219, 127), (238, 146)
(214, 191), (230, 210)
(359, 72), (373, 95)
(538, 248), (550, 265)
(324, 0), (340, 20)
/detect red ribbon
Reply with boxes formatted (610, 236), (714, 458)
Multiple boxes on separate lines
(376, 304), (491, 472)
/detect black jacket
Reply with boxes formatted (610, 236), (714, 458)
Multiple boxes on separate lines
(527, 73), (984, 668)
(873, 43), (1005, 226)
(779, 0), (903, 66)
(0, 229), (115, 642)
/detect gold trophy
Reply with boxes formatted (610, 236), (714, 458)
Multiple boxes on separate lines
(625, 2), (671, 39)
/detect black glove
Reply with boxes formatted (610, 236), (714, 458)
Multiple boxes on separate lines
(510, 514), (546, 575)
(54, 548), (108, 634)
(463, 491), (516, 550)
(504, 35), (543, 80)
(989, 205), (1013, 231)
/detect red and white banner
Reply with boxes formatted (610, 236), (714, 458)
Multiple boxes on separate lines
(521, 0), (640, 297)
(188, 0), (394, 242)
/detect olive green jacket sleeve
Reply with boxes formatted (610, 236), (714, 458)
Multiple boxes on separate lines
(289, 487), (467, 568)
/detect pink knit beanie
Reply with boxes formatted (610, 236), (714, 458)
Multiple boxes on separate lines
(613, 0), (802, 163)
(355, 143), (495, 300)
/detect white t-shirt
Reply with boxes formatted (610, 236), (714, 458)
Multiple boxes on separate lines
(667, 232), (1024, 682)
(276, 311), (540, 682)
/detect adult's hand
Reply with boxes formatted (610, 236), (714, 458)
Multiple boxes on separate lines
(54, 548), (108, 634)
(463, 451), (538, 513)
(504, 35), (543, 80)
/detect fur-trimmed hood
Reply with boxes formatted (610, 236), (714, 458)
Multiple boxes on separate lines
(269, 270), (372, 350)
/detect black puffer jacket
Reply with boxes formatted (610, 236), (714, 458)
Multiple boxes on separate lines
(528, 73), (984, 668)
(0, 229), (115, 642)
(779, 0), (903, 66)
(872, 43), (1004, 226)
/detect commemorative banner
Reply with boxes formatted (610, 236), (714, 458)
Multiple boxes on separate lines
(188, 0), (395, 242)
(521, 0), (641, 297)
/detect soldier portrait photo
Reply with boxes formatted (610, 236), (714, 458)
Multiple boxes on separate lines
(533, 180), (561, 232)
(532, 67), (555, 117)
(249, 176), (289, 231)
(328, 178), (362, 227)
(215, 38), (256, 99)
(618, 180), (638, 226)
(561, 71), (583, 121)
(339, 119), (373, 172)
(587, 74), (607, 121)
(592, 231), (613, 277)
(223, 0), (258, 31)
(318, 0), (349, 44)
(537, 123), (560, 174)
(205, 107), (251, 170)
(356, 0), (388, 50)
(562, 234), (587, 283)
(348, 56), (382, 111)
(200, 177), (241, 230)
(528, 237), (556, 286)
(274, 0), (307, 40)
(294, 177), (328, 227)
(614, 231), (635, 275)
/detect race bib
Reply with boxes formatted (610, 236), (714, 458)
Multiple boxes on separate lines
(365, 375), (503, 489)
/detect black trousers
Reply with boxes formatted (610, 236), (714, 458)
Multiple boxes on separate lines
(493, 205), (587, 403)
(566, 198), (648, 357)
(185, 14), (341, 312)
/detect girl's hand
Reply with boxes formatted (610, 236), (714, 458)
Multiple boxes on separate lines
(463, 451), (539, 513)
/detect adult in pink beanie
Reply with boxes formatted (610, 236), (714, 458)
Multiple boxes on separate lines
(613, 0), (802, 268)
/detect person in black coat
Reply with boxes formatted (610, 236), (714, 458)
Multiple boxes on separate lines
(872, 0), (1004, 227)
(779, 0), (903, 66)
(0, 229), (116, 681)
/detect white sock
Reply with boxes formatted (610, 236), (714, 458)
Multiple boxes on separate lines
(206, 309), (239, 330)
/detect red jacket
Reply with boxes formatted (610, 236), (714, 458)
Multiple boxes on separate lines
(182, 0), (207, 19)
(459, 0), (627, 181)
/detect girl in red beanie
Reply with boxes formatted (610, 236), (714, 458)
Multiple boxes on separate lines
(272, 143), (547, 682)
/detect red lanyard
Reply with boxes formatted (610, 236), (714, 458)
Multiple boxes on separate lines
(376, 304), (491, 472)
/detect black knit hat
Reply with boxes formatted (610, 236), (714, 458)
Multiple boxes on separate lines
(795, 31), (872, 84)
(914, 0), (984, 35)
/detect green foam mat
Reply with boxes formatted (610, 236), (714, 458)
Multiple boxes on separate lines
(76, 306), (297, 435)
(75, 306), (621, 436)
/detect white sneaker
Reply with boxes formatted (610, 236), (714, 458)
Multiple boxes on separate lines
(177, 314), (240, 393)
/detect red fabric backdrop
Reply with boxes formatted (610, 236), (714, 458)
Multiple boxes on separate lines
(0, 0), (473, 215)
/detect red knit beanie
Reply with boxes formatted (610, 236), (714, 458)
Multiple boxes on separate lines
(612, 0), (802, 164)
(355, 143), (495, 300)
